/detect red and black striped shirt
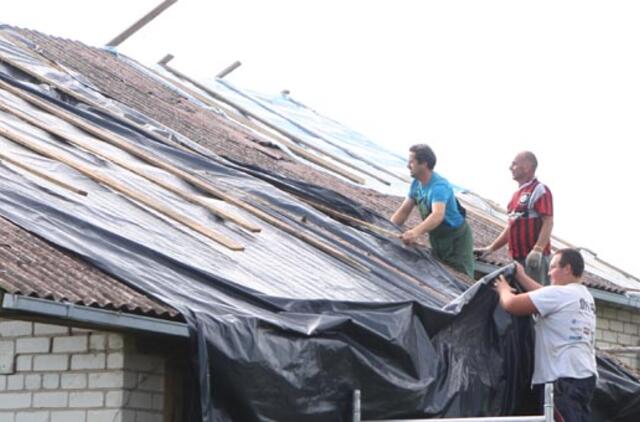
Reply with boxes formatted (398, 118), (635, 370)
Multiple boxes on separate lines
(507, 178), (553, 259)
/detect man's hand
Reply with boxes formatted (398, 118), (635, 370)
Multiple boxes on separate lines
(492, 275), (515, 295)
(492, 274), (537, 315)
(525, 248), (543, 270)
(400, 228), (421, 245)
(473, 246), (493, 259)
(514, 261), (526, 279)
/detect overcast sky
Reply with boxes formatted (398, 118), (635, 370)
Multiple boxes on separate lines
(3, 1), (640, 279)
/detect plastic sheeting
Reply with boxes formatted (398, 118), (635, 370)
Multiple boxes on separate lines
(0, 28), (638, 422)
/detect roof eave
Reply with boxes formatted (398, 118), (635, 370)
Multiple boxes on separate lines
(0, 293), (189, 338)
(588, 288), (640, 310)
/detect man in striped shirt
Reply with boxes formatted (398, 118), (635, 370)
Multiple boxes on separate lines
(476, 151), (554, 283)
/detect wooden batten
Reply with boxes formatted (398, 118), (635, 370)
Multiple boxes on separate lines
(0, 151), (88, 196)
(0, 122), (245, 252)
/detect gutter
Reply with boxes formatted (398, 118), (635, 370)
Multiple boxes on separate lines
(1, 293), (189, 338)
(588, 288), (640, 310)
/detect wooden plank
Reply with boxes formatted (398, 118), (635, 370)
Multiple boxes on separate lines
(0, 79), (366, 272)
(250, 196), (446, 298)
(328, 234), (450, 304)
(0, 122), (244, 252)
(0, 151), (88, 196)
(221, 80), (411, 184)
(299, 197), (428, 248)
(106, 0), (178, 47)
(0, 38), (286, 162)
(160, 62), (396, 186)
(150, 67), (367, 185)
(158, 54), (174, 65)
(0, 49), (195, 156)
(216, 60), (242, 79)
(0, 97), (261, 233)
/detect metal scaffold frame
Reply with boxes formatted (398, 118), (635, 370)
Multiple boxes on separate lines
(353, 383), (554, 422)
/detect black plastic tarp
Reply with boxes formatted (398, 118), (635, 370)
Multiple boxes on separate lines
(0, 29), (638, 421)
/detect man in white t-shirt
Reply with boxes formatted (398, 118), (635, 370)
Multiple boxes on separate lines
(493, 248), (597, 422)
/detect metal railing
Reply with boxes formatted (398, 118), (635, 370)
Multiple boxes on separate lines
(353, 383), (554, 422)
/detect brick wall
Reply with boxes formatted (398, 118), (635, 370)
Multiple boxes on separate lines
(595, 301), (640, 371)
(0, 318), (166, 422)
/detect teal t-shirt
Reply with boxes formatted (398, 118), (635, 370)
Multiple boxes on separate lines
(408, 172), (464, 228)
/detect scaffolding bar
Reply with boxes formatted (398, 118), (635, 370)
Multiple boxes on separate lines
(355, 383), (554, 422)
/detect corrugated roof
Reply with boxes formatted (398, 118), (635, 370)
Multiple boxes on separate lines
(0, 24), (634, 306)
(0, 215), (179, 319)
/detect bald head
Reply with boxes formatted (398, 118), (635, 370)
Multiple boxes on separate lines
(510, 151), (538, 184)
(517, 151), (538, 172)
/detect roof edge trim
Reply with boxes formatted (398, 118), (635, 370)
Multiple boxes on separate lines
(589, 288), (640, 310)
(1, 294), (189, 338)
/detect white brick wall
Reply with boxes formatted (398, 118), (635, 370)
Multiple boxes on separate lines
(0, 318), (166, 422)
(595, 301), (640, 370)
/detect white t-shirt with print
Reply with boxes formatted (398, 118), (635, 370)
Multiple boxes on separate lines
(529, 283), (598, 384)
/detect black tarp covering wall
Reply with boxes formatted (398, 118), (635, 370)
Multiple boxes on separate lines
(0, 30), (638, 421)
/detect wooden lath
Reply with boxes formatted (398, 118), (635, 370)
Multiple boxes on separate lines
(0, 95), (261, 234)
(150, 66), (368, 185)
(0, 78), (367, 272)
(248, 194), (449, 302)
(0, 122), (245, 251)
(0, 45), (199, 157)
(0, 150), (88, 196)
(158, 61), (398, 186)
(298, 196), (428, 248)
(0, 34), (288, 162)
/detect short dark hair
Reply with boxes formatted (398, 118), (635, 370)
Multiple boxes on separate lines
(410, 144), (437, 170)
(555, 248), (585, 277)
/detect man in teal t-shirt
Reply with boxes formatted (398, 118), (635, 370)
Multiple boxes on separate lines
(391, 144), (474, 278)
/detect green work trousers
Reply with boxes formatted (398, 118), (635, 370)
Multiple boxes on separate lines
(429, 220), (475, 279)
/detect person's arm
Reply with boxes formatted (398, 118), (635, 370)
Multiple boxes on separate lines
(525, 215), (553, 269)
(476, 225), (509, 257)
(533, 215), (553, 251)
(401, 202), (445, 244)
(390, 197), (415, 226)
(493, 275), (538, 316)
(513, 261), (543, 292)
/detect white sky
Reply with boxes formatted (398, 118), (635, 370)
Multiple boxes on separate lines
(3, 1), (640, 278)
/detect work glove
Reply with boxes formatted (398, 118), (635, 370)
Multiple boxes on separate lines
(525, 248), (543, 270)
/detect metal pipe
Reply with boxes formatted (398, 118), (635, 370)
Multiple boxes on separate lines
(353, 390), (361, 422)
(106, 0), (178, 47)
(1, 293), (189, 338)
(363, 417), (545, 422)
(359, 382), (552, 422)
(544, 383), (554, 422)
